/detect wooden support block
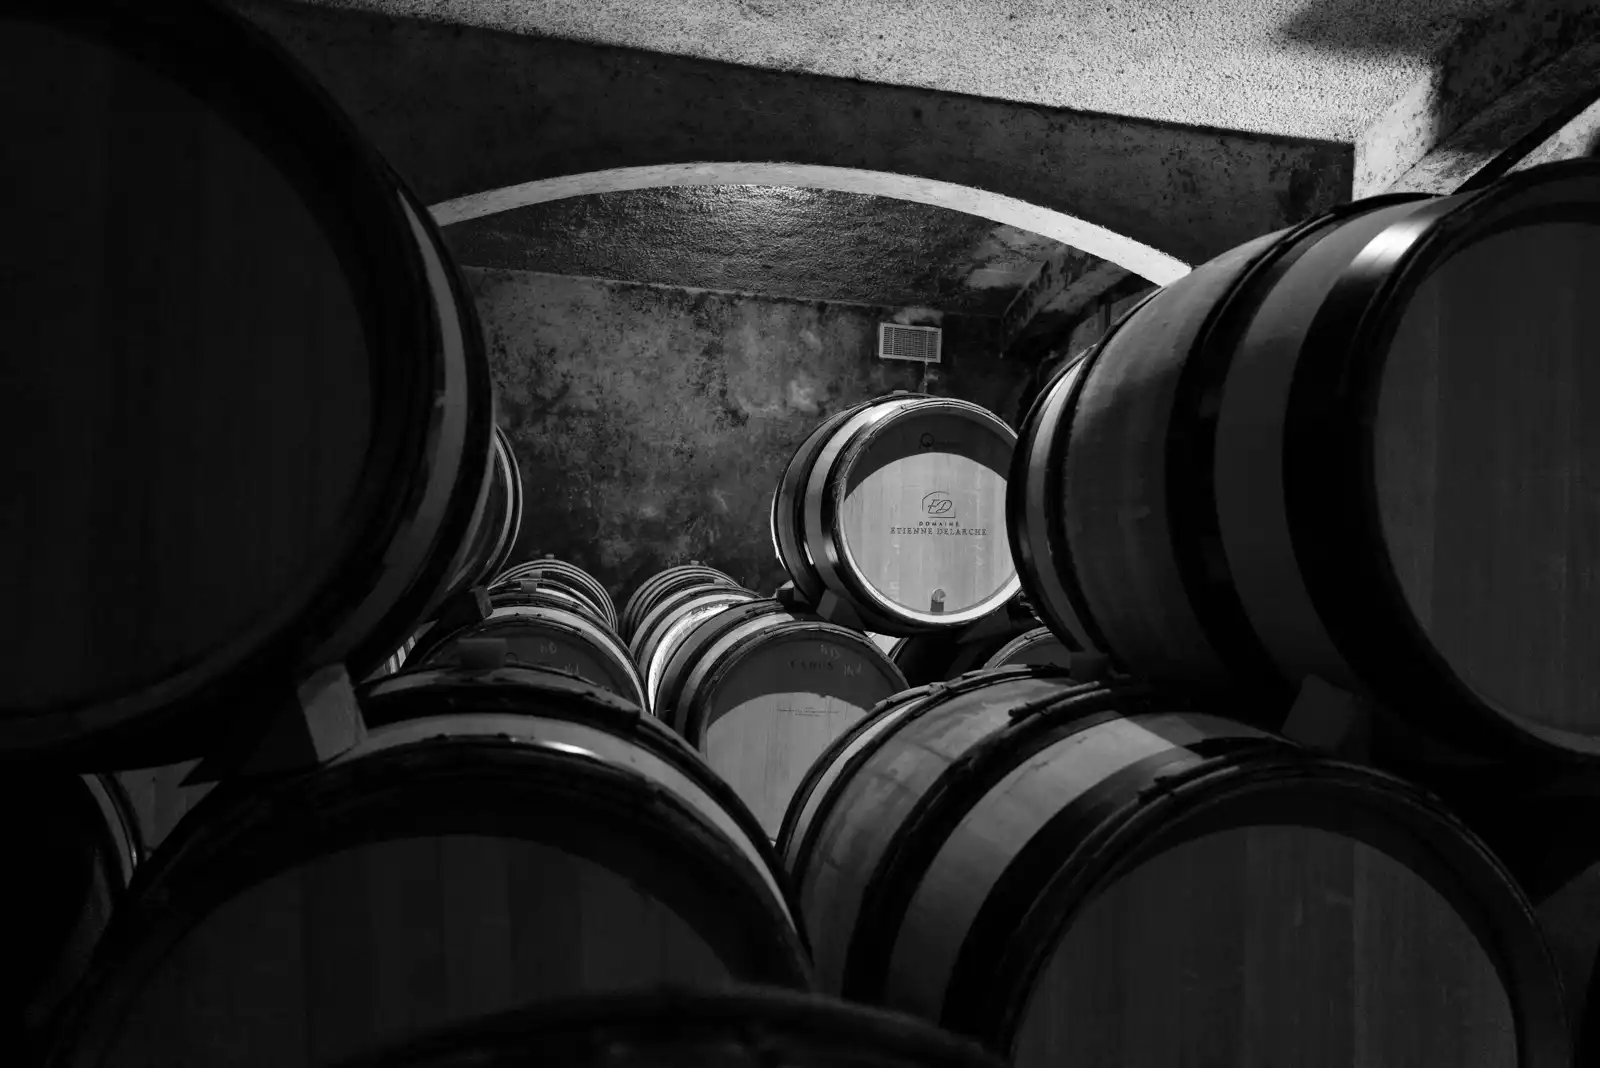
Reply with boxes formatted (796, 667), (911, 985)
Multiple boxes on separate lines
(774, 584), (870, 633)
(1280, 674), (1375, 761)
(432, 584), (492, 631)
(182, 663), (368, 785)
(1067, 652), (1114, 682)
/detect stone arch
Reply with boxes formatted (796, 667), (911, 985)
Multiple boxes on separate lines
(430, 162), (1193, 285)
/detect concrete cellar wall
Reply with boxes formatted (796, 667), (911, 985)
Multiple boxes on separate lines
(470, 269), (1030, 602)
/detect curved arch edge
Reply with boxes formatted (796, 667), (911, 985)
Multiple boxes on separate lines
(428, 163), (1192, 285)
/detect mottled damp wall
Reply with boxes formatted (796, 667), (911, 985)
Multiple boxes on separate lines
(468, 269), (1026, 606)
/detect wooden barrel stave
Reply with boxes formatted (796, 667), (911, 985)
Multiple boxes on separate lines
(619, 564), (745, 644)
(630, 584), (760, 670)
(1011, 161), (1600, 759)
(45, 668), (810, 1068)
(413, 604), (646, 709)
(494, 557), (616, 633)
(655, 600), (798, 722)
(654, 601), (909, 838)
(322, 986), (1005, 1068)
(781, 669), (1569, 1068)
(771, 398), (903, 605)
(0, 1), (494, 766)
(439, 425), (525, 601)
(980, 627), (1072, 670)
(776, 395), (1019, 635)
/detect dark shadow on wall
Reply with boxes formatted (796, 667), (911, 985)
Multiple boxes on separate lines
(1274, 0), (1600, 185)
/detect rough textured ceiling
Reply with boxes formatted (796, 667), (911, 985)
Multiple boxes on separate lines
(443, 186), (1065, 315)
(297, 0), (1506, 140)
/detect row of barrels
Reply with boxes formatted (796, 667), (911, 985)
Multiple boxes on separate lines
(760, 159), (1600, 779)
(376, 556), (904, 838)
(8, 662), (1578, 1068)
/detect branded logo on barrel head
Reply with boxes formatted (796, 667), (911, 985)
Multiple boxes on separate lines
(919, 432), (936, 450)
(890, 490), (988, 537)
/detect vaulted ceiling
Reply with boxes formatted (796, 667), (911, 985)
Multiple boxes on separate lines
(267, 0), (1596, 326)
(443, 186), (1066, 316)
(303, 0), (1505, 140)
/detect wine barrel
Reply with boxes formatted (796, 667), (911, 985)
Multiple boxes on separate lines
(410, 591), (646, 708)
(3, 774), (139, 1053)
(631, 584), (762, 685)
(775, 667), (1568, 1068)
(651, 598), (909, 837)
(1009, 158), (1600, 762)
(1404, 767), (1600, 1065)
(325, 987), (1005, 1068)
(485, 577), (613, 630)
(496, 556), (617, 632)
(46, 666), (811, 1068)
(980, 627), (1071, 670)
(0, 0), (495, 767)
(886, 599), (1044, 686)
(441, 425), (525, 599)
(620, 564), (745, 644)
(772, 393), (1020, 636)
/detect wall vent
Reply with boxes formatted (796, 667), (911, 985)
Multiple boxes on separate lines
(878, 323), (942, 364)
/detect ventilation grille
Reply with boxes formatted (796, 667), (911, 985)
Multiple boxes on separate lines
(878, 323), (942, 364)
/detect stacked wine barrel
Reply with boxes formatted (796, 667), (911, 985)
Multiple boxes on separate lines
(769, 392), (1022, 636)
(0, 5), (994, 1068)
(402, 555), (645, 707)
(922, 157), (1598, 1067)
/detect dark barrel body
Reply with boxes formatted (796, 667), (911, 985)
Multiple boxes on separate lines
(779, 668), (1568, 1068)
(620, 564), (746, 646)
(3, 773), (140, 1055)
(45, 668), (811, 1068)
(0, 0), (495, 767)
(324, 987), (1005, 1068)
(1009, 159), (1600, 762)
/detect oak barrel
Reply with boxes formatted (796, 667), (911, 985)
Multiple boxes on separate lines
(3, 774), (139, 1054)
(620, 564), (745, 644)
(325, 987), (1004, 1068)
(980, 627), (1071, 671)
(631, 584), (762, 686)
(45, 666), (811, 1068)
(410, 588), (646, 708)
(496, 556), (617, 633)
(1009, 158), (1600, 760)
(651, 598), (908, 837)
(886, 598), (1045, 685)
(0, 0), (495, 767)
(776, 667), (1568, 1068)
(773, 394), (1020, 635)
(442, 424), (525, 599)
